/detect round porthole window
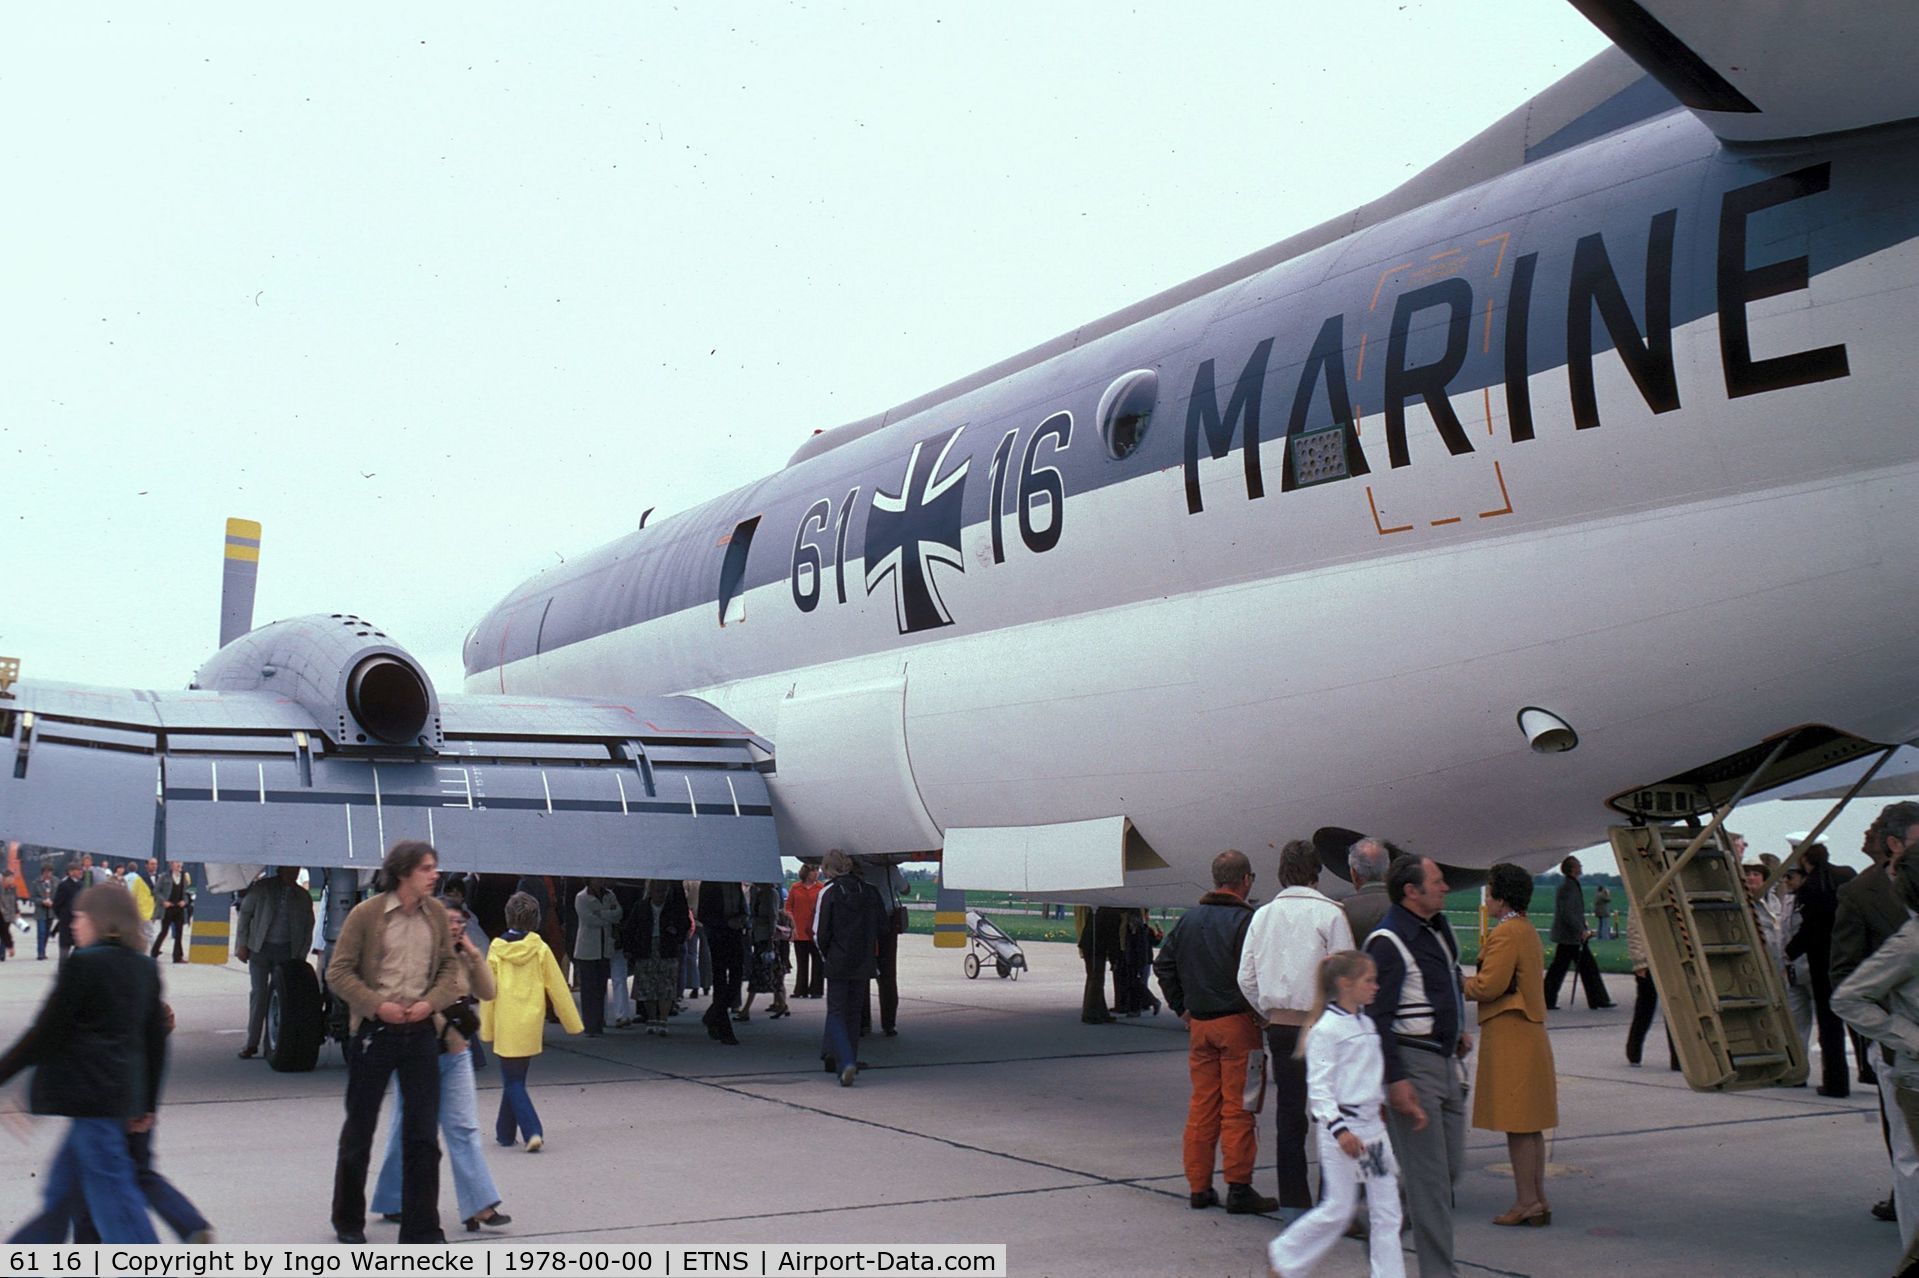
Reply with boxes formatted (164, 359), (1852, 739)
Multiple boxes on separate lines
(1097, 368), (1157, 460)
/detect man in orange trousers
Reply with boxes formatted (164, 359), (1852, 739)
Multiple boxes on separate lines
(1151, 849), (1279, 1215)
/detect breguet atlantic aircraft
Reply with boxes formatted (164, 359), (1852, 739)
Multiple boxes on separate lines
(4, 0), (1918, 915)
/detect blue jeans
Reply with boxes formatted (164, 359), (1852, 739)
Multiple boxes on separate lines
(10, 1118), (158, 1243)
(822, 979), (860, 1075)
(373, 1050), (501, 1223)
(495, 1056), (541, 1145)
(37, 914), (52, 959)
(609, 953), (633, 1024)
(73, 1128), (208, 1242)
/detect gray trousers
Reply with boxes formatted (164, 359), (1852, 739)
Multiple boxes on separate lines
(1385, 1046), (1466, 1278)
(244, 942), (293, 1050)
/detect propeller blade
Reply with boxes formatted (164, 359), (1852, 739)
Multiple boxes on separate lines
(218, 517), (261, 648)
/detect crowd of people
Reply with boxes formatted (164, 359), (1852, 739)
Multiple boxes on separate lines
(1156, 809), (1919, 1278)
(11, 807), (1919, 1272)
(0, 843), (917, 1243)
(0, 855), (195, 965)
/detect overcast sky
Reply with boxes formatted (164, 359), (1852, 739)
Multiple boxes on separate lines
(3, 3), (1897, 871)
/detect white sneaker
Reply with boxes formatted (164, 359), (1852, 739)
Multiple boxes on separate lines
(525, 1135), (544, 1153)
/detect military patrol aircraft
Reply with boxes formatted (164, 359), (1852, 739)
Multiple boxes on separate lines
(4, 1), (1916, 922)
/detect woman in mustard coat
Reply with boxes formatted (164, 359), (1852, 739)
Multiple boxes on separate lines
(480, 892), (583, 1152)
(1463, 862), (1558, 1228)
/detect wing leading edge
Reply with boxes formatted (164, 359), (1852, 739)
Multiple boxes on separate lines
(1570, 0), (1919, 141)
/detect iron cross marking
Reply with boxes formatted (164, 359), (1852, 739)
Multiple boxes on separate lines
(864, 426), (970, 634)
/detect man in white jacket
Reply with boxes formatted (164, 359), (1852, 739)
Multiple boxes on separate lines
(572, 879), (623, 1038)
(1238, 839), (1355, 1213)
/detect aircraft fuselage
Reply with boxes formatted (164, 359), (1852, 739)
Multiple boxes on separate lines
(467, 109), (1919, 900)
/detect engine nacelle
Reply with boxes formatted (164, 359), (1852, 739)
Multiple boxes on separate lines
(191, 613), (443, 751)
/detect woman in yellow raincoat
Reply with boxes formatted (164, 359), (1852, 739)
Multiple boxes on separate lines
(480, 892), (582, 1151)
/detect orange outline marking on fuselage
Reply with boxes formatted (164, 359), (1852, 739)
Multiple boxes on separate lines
(1367, 485), (1413, 535)
(1478, 460), (1514, 518)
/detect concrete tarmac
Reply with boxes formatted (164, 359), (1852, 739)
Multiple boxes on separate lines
(0, 935), (1895, 1276)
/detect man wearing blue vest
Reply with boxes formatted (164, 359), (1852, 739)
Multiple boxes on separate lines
(1364, 855), (1472, 1277)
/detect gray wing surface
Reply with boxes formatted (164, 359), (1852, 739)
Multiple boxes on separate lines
(0, 680), (780, 880)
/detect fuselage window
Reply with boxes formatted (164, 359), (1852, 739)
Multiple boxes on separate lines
(1097, 368), (1158, 460)
(718, 516), (761, 626)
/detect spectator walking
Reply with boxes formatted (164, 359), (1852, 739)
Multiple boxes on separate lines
(1462, 863), (1556, 1228)
(857, 858), (910, 1037)
(235, 866), (316, 1060)
(1543, 857), (1614, 1010)
(0, 867), (17, 961)
(1, 882), (167, 1242)
(696, 880), (748, 1045)
(72, 1007), (212, 1242)
(51, 860), (85, 963)
(127, 862), (156, 943)
(1833, 844), (1919, 1278)
(684, 916), (711, 1000)
(622, 880), (690, 1034)
(1786, 842), (1850, 1096)
(1624, 904), (1680, 1071)
(1780, 864), (1814, 1058)
(741, 881), (788, 1020)
(607, 884), (638, 1029)
(481, 891), (584, 1152)
(1343, 838), (1395, 944)
(149, 862), (191, 964)
(572, 879), (622, 1038)
(1153, 849), (1278, 1216)
(1238, 839), (1355, 1213)
(371, 896), (510, 1233)
(325, 841), (461, 1244)
(1592, 884), (1614, 942)
(814, 850), (883, 1086)
(787, 863), (825, 998)
(1077, 906), (1123, 1024)
(1364, 856), (1471, 1277)
(33, 864), (56, 960)
(1265, 950), (1405, 1278)
(1117, 909), (1162, 1016)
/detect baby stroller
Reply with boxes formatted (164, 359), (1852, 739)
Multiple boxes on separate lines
(962, 908), (1028, 980)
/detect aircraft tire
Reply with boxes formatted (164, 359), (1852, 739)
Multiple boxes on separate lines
(265, 958), (324, 1073)
(963, 953), (981, 979)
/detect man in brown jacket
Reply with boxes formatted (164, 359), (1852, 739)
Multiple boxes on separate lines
(326, 841), (461, 1245)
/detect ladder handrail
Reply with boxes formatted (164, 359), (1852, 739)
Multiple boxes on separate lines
(1760, 744), (1899, 895)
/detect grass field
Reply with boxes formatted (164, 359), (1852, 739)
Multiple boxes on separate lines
(905, 886), (1637, 974)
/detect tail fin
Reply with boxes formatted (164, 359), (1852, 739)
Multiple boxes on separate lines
(218, 518), (261, 648)
(1569, 0), (1919, 141)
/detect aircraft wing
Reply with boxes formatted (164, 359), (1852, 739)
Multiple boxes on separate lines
(0, 679), (781, 881)
(1570, 0), (1919, 141)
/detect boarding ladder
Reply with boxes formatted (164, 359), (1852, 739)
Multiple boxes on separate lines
(1610, 823), (1805, 1090)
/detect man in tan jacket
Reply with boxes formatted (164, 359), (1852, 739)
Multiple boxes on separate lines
(325, 841), (460, 1245)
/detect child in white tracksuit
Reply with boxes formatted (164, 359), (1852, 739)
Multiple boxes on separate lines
(1267, 951), (1405, 1278)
